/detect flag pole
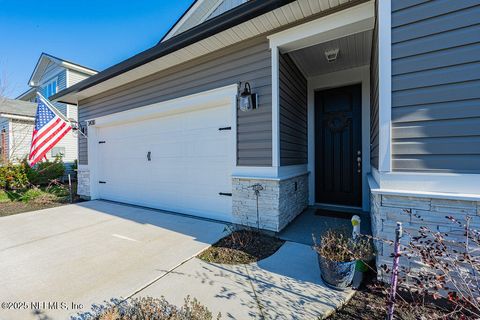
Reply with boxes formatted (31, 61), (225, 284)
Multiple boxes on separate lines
(36, 92), (88, 139)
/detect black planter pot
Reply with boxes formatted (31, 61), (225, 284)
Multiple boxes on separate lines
(318, 254), (356, 290)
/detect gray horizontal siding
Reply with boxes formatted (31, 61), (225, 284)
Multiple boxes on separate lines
(279, 53), (307, 166)
(78, 37), (272, 166)
(207, 0), (248, 20)
(391, 0), (480, 173)
(370, 1), (379, 170)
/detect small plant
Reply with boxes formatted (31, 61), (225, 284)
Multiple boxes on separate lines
(198, 227), (284, 265)
(313, 230), (373, 262)
(0, 162), (29, 190)
(72, 296), (220, 320)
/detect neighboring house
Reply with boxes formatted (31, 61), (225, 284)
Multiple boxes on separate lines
(0, 99), (37, 163)
(16, 53), (97, 168)
(53, 0), (480, 275)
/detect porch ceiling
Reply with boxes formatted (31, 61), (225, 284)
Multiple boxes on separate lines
(288, 29), (372, 77)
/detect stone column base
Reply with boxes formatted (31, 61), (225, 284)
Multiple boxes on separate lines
(77, 167), (91, 200)
(232, 173), (309, 232)
(370, 192), (480, 283)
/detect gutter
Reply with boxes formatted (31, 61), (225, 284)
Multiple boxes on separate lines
(0, 114), (35, 121)
(52, 0), (296, 102)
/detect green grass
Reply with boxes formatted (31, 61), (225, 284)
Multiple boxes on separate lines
(0, 185), (70, 204)
(20, 188), (48, 203)
(0, 190), (10, 203)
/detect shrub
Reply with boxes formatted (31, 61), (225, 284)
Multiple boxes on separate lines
(0, 162), (29, 190)
(45, 184), (70, 198)
(24, 156), (65, 186)
(313, 230), (373, 262)
(379, 215), (480, 318)
(19, 188), (44, 203)
(72, 296), (220, 320)
(18, 188), (56, 204)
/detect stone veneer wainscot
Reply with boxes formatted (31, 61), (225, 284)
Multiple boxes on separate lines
(77, 167), (91, 200)
(232, 173), (309, 232)
(370, 192), (480, 282)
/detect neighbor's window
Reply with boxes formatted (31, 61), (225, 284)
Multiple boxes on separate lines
(44, 78), (58, 98)
(51, 147), (65, 158)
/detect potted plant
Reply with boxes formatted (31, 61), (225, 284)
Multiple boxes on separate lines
(313, 230), (372, 290)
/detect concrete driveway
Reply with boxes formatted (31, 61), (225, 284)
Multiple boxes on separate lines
(0, 200), (226, 320)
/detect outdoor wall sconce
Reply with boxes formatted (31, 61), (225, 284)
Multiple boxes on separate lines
(238, 82), (258, 112)
(325, 48), (339, 63)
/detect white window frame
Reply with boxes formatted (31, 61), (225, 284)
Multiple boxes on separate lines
(43, 77), (58, 98)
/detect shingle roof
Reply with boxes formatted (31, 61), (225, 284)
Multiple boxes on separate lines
(0, 98), (37, 117)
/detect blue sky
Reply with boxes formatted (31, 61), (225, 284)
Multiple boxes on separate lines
(0, 0), (193, 98)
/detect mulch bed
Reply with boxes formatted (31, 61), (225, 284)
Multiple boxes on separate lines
(329, 276), (464, 320)
(198, 229), (285, 264)
(0, 201), (64, 217)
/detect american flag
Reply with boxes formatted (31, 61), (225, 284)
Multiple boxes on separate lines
(28, 93), (72, 166)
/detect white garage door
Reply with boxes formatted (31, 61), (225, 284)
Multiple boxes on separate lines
(96, 104), (233, 222)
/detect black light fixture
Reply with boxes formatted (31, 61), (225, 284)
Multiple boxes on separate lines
(238, 82), (258, 112)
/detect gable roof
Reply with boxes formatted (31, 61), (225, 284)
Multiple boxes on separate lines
(16, 87), (36, 101)
(161, 0), (249, 42)
(53, 0), (366, 104)
(52, 0), (297, 103)
(160, 0), (201, 43)
(28, 53), (98, 87)
(0, 99), (36, 118)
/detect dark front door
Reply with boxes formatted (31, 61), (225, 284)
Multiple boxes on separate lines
(315, 84), (362, 207)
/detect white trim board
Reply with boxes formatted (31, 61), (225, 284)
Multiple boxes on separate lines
(268, 1), (375, 52)
(0, 114), (35, 121)
(232, 164), (308, 180)
(88, 84), (238, 127)
(370, 167), (480, 196)
(377, 0), (392, 173)
(307, 66), (371, 211)
(368, 174), (480, 202)
(271, 46), (280, 169)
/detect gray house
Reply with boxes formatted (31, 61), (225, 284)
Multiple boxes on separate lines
(53, 0), (480, 273)
(16, 53), (97, 166)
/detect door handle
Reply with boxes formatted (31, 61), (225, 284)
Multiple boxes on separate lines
(356, 150), (362, 173)
(147, 151), (151, 161)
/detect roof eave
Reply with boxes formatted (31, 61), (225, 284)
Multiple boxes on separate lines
(52, 0), (296, 103)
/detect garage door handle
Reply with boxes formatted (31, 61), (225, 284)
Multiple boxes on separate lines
(218, 127), (231, 131)
(219, 192), (232, 197)
(99, 181), (106, 184)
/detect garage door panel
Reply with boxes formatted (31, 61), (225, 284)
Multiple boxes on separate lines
(97, 104), (233, 221)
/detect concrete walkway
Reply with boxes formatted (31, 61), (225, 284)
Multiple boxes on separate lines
(0, 201), (354, 320)
(280, 207), (371, 245)
(0, 201), (226, 320)
(135, 241), (354, 320)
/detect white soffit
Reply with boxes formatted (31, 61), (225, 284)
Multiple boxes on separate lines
(268, 0), (375, 53)
(64, 0), (362, 104)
